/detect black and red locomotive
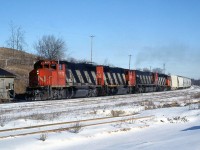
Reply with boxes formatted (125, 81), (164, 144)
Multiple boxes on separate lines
(26, 60), (171, 100)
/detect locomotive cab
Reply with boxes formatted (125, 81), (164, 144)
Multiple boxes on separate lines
(29, 60), (66, 87)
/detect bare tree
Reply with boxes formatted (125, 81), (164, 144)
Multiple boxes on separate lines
(103, 58), (115, 67)
(143, 68), (151, 72)
(6, 22), (26, 51)
(67, 57), (78, 63)
(152, 68), (163, 74)
(34, 35), (66, 60)
(78, 59), (91, 64)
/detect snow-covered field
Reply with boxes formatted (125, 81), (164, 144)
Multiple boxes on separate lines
(0, 86), (200, 150)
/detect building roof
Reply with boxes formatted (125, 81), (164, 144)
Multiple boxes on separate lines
(0, 68), (15, 78)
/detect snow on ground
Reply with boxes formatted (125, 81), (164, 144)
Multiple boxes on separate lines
(1, 106), (200, 150)
(0, 86), (200, 150)
(64, 107), (200, 150)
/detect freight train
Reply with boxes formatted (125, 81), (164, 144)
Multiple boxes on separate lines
(25, 60), (191, 101)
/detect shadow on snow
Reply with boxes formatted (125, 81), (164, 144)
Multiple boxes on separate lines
(182, 126), (200, 131)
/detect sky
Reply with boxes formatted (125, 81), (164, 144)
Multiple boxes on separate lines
(0, 0), (200, 79)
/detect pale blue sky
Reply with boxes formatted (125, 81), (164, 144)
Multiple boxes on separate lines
(0, 0), (200, 78)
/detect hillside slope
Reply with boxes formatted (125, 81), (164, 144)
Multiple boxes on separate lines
(0, 47), (37, 93)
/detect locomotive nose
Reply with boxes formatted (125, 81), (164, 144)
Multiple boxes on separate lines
(29, 69), (39, 87)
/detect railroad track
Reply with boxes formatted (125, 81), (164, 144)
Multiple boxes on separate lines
(0, 114), (154, 139)
(0, 87), (198, 128)
(0, 93), (195, 120)
(0, 95), (186, 119)
(1, 89), (193, 113)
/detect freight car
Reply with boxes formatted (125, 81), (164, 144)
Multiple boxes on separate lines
(170, 75), (191, 89)
(26, 60), (172, 101)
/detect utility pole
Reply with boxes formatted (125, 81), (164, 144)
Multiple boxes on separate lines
(163, 63), (165, 74)
(90, 35), (95, 64)
(129, 54), (132, 70)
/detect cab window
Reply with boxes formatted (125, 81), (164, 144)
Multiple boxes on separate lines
(51, 64), (56, 70)
(44, 64), (49, 68)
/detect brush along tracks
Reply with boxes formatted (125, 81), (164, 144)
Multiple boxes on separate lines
(0, 114), (154, 139)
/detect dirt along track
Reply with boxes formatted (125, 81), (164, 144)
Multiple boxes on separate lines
(0, 86), (199, 131)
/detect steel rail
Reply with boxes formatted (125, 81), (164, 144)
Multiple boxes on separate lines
(0, 113), (140, 133)
(0, 115), (154, 139)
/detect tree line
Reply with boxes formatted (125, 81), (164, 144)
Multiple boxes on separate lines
(5, 22), (66, 60)
(192, 79), (200, 86)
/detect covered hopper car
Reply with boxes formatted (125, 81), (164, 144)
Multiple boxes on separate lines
(170, 75), (191, 89)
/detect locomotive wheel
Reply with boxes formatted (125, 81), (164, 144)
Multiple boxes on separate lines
(67, 89), (74, 99)
(87, 89), (92, 97)
(41, 92), (48, 100)
(138, 87), (143, 93)
(92, 89), (98, 97)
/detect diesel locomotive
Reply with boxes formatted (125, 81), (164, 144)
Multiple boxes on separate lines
(26, 60), (173, 100)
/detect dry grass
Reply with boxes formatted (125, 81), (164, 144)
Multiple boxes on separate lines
(115, 102), (129, 107)
(24, 112), (62, 121)
(162, 102), (181, 108)
(7, 65), (32, 77)
(14, 79), (28, 93)
(110, 110), (125, 117)
(0, 47), (35, 59)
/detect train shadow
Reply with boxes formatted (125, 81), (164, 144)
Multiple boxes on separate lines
(182, 126), (200, 131)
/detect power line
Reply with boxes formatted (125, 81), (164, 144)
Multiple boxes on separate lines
(90, 35), (95, 64)
(129, 54), (132, 70)
(163, 63), (166, 74)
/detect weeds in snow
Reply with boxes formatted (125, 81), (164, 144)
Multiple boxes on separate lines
(110, 110), (125, 117)
(162, 102), (181, 108)
(108, 128), (131, 134)
(193, 93), (200, 99)
(68, 122), (83, 133)
(120, 128), (131, 132)
(145, 101), (156, 110)
(115, 102), (129, 107)
(25, 112), (62, 121)
(89, 109), (97, 115)
(28, 113), (46, 120)
(127, 118), (136, 124)
(39, 133), (48, 141)
(167, 116), (188, 123)
(0, 116), (9, 127)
